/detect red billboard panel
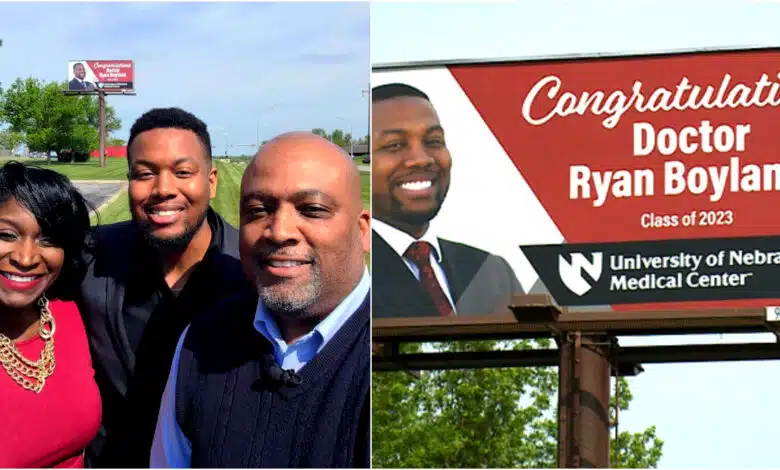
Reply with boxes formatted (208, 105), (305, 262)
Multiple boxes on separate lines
(371, 48), (780, 318)
(68, 60), (134, 92)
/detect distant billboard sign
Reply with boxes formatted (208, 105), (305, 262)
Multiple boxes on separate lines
(68, 60), (134, 92)
(371, 47), (780, 320)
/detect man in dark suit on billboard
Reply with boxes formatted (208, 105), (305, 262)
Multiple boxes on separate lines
(69, 62), (95, 91)
(371, 83), (523, 318)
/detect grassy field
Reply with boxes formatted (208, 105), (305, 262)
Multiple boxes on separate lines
(0, 158), (368, 223)
(22, 158), (129, 180)
(87, 161), (370, 226)
(84, 159), (371, 265)
(6, 158), (370, 270)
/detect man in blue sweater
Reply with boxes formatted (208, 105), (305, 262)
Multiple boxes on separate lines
(150, 131), (371, 468)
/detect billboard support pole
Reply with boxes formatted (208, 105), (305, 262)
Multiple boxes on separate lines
(98, 90), (106, 168)
(557, 331), (611, 468)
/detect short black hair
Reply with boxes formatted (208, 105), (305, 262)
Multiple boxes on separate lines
(126, 107), (212, 164)
(372, 83), (430, 104)
(73, 62), (84, 70)
(0, 162), (93, 301)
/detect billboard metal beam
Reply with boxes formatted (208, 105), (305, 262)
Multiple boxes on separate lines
(557, 332), (611, 468)
(373, 295), (772, 342)
(372, 44), (780, 71)
(372, 341), (780, 371)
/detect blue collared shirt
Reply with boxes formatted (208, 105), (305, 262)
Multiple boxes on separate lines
(149, 269), (371, 467)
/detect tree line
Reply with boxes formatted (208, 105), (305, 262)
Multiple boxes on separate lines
(0, 77), (368, 160)
(372, 340), (664, 468)
(0, 77), (122, 160)
(258, 128), (368, 151)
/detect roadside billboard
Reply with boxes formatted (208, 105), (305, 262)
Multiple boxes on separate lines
(371, 47), (780, 320)
(68, 60), (134, 92)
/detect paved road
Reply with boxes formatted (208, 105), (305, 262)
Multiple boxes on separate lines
(358, 164), (369, 173)
(73, 182), (125, 210)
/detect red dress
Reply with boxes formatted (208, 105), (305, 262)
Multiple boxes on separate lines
(0, 300), (102, 468)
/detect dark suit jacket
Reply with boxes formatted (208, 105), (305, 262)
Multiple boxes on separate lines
(372, 230), (523, 318)
(76, 209), (248, 466)
(69, 78), (95, 91)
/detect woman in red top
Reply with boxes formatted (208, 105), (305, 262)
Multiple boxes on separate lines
(0, 162), (101, 467)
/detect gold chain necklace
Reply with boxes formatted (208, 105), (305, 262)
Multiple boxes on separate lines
(0, 295), (56, 393)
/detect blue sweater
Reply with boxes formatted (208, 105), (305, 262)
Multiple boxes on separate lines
(174, 291), (370, 467)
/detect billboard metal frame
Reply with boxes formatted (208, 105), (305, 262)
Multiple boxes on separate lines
(68, 59), (135, 94)
(373, 294), (776, 340)
(371, 46), (780, 468)
(373, 44), (780, 71)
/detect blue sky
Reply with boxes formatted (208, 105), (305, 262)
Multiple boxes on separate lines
(372, 0), (780, 467)
(0, 2), (369, 154)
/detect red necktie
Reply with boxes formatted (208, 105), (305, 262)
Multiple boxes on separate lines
(404, 241), (455, 317)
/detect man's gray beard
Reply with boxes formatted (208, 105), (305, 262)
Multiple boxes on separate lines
(256, 263), (323, 319)
(137, 208), (208, 251)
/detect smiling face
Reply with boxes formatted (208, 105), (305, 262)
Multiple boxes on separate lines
(73, 63), (86, 80)
(128, 128), (217, 249)
(372, 95), (452, 238)
(0, 198), (64, 310)
(239, 133), (369, 320)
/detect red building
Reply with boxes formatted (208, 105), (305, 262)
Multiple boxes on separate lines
(89, 146), (127, 158)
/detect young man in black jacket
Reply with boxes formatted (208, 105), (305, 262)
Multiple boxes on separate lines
(77, 108), (251, 467)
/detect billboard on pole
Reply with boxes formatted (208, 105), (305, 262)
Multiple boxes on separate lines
(68, 60), (134, 92)
(371, 47), (780, 320)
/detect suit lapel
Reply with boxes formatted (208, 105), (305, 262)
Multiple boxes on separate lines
(438, 238), (478, 306)
(372, 231), (438, 317)
(102, 227), (136, 377)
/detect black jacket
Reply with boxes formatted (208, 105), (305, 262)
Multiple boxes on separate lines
(76, 209), (250, 467)
(372, 230), (523, 318)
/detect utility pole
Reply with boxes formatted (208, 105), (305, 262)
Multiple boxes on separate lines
(0, 40), (4, 92)
(362, 87), (369, 144)
(98, 90), (106, 168)
(336, 117), (353, 157)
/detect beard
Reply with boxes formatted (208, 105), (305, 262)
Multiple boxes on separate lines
(136, 207), (209, 251)
(391, 184), (449, 228)
(255, 260), (323, 319)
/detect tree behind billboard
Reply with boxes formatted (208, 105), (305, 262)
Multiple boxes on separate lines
(0, 77), (121, 158)
(372, 340), (664, 468)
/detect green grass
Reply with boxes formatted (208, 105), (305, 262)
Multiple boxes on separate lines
(210, 159), (244, 228)
(12, 157), (129, 180)
(360, 172), (370, 209)
(89, 161), (370, 226)
(88, 160), (243, 226)
(19, 158), (371, 266)
(30, 158), (372, 268)
(91, 192), (129, 226)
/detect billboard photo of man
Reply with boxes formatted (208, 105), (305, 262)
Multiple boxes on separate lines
(371, 83), (524, 318)
(69, 62), (95, 91)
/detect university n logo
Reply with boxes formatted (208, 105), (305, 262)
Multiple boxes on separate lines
(558, 252), (603, 296)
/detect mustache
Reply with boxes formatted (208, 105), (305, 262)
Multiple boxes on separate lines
(254, 247), (317, 264)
